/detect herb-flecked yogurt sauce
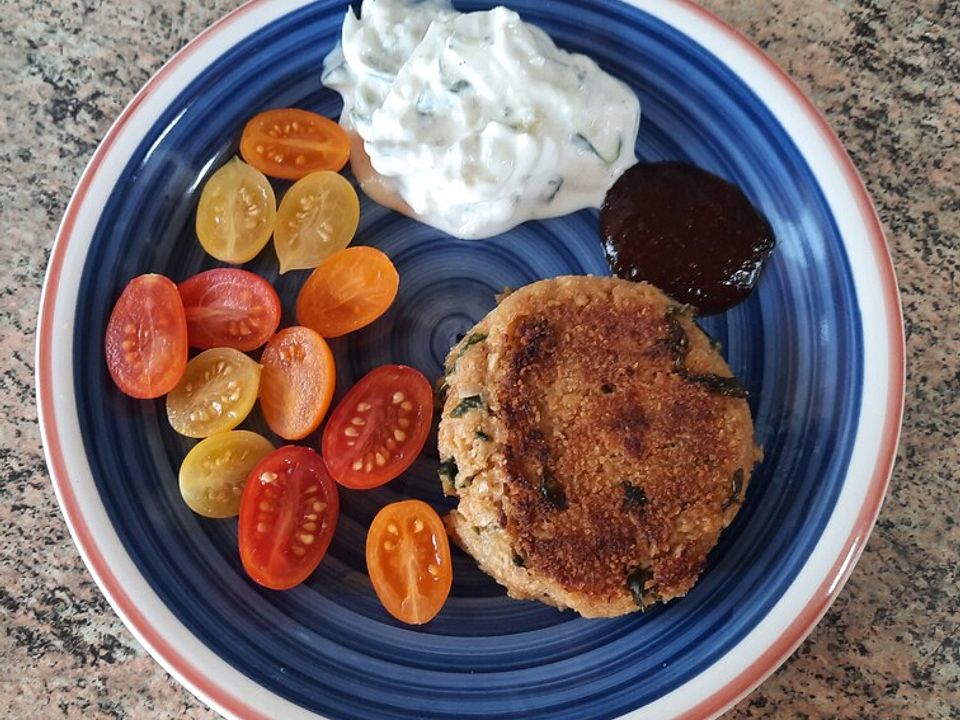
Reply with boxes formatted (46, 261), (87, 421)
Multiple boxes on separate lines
(322, 0), (641, 239)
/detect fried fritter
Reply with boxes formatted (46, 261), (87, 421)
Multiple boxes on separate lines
(438, 276), (760, 618)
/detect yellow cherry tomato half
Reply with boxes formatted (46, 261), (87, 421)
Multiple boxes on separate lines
(178, 430), (275, 518)
(196, 157), (277, 264)
(274, 171), (359, 274)
(166, 347), (262, 438)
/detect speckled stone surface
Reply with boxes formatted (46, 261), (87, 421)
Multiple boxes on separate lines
(1, 0), (957, 718)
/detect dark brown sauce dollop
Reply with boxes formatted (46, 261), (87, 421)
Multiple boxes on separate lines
(599, 162), (775, 314)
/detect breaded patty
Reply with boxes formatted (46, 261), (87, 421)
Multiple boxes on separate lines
(437, 276), (760, 618)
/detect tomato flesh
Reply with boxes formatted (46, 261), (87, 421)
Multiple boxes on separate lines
(322, 365), (433, 489)
(104, 274), (188, 399)
(240, 108), (350, 181)
(366, 500), (452, 624)
(196, 157), (276, 264)
(259, 327), (336, 440)
(297, 246), (400, 338)
(179, 430), (275, 518)
(166, 347), (262, 438)
(274, 171), (359, 273)
(179, 269), (281, 351)
(239, 446), (339, 590)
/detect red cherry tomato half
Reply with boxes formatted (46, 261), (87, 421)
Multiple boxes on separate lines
(238, 446), (339, 590)
(322, 365), (433, 489)
(178, 268), (281, 352)
(104, 274), (188, 399)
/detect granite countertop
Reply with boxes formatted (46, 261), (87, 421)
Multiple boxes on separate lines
(1, 0), (957, 717)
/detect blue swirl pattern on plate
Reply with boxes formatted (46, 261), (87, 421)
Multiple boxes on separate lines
(72, 0), (862, 717)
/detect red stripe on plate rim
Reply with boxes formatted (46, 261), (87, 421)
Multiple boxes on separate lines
(670, 2), (904, 717)
(37, 1), (282, 718)
(35, 0), (905, 719)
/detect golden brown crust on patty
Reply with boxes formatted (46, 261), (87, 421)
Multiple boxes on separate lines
(438, 276), (760, 617)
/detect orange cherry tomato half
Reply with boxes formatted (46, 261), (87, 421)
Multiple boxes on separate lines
(322, 365), (433, 489)
(296, 247), (399, 338)
(240, 108), (350, 181)
(178, 268), (281, 351)
(259, 326), (336, 441)
(366, 500), (452, 624)
(104, 274), (188, 399)
(239, 445), (339, 590)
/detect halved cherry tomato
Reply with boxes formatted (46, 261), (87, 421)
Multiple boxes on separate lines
(366, 500), (452, 624)
(178, 430), (275, 518)
(322, 365), (433, 489)
(274, 171), (359, 274)
(104, 274), (188, 399)
(196, 157), (276, 264)
(239, 445), (339, 590)
(179, 268), (281, 351)
(296, 247), (399, 338)
(239, 108), (350, 181)
(259, 327), (336, 440)
(166, 347), (261, 438)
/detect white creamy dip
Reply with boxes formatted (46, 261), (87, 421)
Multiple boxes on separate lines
(322, 0), (641, 239)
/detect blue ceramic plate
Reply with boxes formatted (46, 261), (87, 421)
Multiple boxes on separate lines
(38, 1), (904, 718)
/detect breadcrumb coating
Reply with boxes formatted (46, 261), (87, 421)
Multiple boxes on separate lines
(438, 276), (760, 618)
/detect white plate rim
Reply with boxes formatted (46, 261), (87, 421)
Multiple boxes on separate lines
(35, 1), (905, 718)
